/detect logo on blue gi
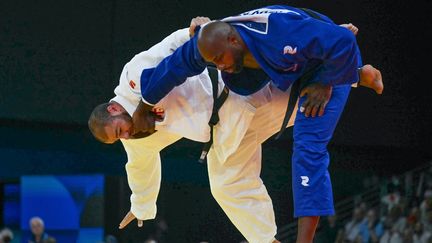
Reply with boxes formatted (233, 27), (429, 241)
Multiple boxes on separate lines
(283, 45), (297, 55)
(300, 176), (310, 187)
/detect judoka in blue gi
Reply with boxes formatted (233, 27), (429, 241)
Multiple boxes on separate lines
(132, 5), (383, 243)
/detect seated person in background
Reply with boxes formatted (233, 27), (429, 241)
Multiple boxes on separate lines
(29, 216), (56, 243)
(0, 227), (14, 243)
(359, 208), (384, 243)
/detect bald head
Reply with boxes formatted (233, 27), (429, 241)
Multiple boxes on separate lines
(88, 102), (114, 143)
(197, 21), (246, 73)
(198, 21), (232, 48)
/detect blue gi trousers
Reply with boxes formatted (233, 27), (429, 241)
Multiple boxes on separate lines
(292, 84), (351, 217)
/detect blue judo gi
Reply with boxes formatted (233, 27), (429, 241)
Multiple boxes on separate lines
(139, 5), (362, 217)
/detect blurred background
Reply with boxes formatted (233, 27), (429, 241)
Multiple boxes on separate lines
(1, 0), (431, 242)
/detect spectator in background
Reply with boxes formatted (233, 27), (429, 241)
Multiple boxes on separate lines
(407, 206), (421, 228)
(381, 179), (402, 215)
(104, 234), (118, 243)
(403, 227), (414, 243)
(413, 222), (431, 243)
(0, 227), (13, 243)
(379, 218), (403, 243)
(29, 217), (56, 243)
(344, 207), (366, 242)
(387, 204), (407, 234)
(359, 209), (384, 243)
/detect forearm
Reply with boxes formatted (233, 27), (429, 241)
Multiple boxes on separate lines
(126, 155), (162, 220)
(121, 133), (182, 220)
(122, 141), (163, 220)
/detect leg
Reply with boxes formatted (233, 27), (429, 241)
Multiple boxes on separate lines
(297, 216), (320, 243)
(292, 84), (352, 243)
(205, 83), (292, 243)
(207, 129), (277, 243)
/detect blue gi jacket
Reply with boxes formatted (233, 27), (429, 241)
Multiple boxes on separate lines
(140, 5), (362, 104)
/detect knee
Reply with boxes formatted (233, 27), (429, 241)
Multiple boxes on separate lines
(294, 139), (328, 155)
(293, 140), (330, 169)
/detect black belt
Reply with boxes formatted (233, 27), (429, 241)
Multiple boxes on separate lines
(198, 67), (229, 163)
(274, 8), (325, 139)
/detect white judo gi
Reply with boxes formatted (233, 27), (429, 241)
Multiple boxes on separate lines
(111, 28), (296, 243)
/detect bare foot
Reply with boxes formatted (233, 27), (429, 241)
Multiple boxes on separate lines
(359, 64), (383, 94)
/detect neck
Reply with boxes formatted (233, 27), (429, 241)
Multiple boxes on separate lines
(243, 51), (260, 69)
(234, 32), (260, 69)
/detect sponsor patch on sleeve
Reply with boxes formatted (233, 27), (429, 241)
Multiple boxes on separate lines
(129, 80), (136, 89)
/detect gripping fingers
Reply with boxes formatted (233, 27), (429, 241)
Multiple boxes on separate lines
(318, 101), (328, 117)
(299, 98), (309, 114)
(304, 103), (313, 117)
(189, 16), (211, 37)
(311, 104), (320, 117)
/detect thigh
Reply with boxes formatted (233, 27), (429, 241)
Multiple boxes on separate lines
(291, 84), (351, 217)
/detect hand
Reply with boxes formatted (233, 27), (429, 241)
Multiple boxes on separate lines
(189, 16), (211, 37)
(340, 23), (359, 35)
(132, 100), (156, 135)
(299, 83), (332, 117)
(119, 211), (143, 229)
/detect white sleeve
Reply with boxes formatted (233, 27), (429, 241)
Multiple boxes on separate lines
(112, 28), (190, 114)
(122, 139), (162, 220)
(121, 131), (182, 220)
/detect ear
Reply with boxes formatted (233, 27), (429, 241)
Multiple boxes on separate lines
(227, 34), (238, 44)
(106, 102), (124, 115)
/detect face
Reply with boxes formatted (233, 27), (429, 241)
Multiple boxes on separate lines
(103, 113), (134, 144)
(30, 220), (44, 236)
(199, 37), (245, 73)
(102, 112), (153, 144)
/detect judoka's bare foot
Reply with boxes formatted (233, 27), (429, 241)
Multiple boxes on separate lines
(359, 64), (383, 94)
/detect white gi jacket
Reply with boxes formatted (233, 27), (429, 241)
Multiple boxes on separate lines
(111, 28), (296, 243)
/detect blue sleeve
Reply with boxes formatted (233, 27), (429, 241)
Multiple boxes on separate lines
(273, 13), (362, 86)
(140, 35), (207, 104)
